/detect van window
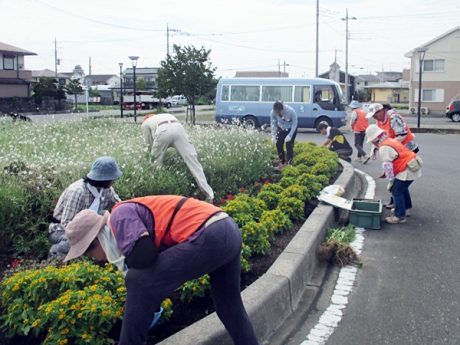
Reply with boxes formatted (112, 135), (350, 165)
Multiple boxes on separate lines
(313, 85), (337, 110)
(262, 86), (292, 102)
(230, 85), (260, 102)
(221, 85), (229, 101)
(294, 86), (311, 102)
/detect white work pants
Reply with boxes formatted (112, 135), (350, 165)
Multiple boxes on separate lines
(150, 122), (214, 201)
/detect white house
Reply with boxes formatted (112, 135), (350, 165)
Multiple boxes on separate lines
(404, 26), (460, 114)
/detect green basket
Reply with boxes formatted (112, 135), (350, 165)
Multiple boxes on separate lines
(349, 198), (382, 230)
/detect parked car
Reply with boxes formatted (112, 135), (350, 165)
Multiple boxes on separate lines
(446, 100), (460, 122)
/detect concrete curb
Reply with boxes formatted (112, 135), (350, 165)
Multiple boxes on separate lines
(157, 159), (355, 345)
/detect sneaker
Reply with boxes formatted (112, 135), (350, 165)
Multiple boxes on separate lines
(385, 215), (406, 224)
(346, 157), (352, 163)
(362, 155), (370, 164)
(354, 157), (362, 162)
(391, 208), (410, 217)
(384, 202), (394, 209)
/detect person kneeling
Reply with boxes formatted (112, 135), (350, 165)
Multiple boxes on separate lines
(318, 123), (353, 163)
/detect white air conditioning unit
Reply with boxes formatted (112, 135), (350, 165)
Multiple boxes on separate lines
(421, 107), (429, 115)
(410, 107), (417, 114)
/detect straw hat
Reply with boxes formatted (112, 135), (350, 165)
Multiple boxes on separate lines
(366, 124), (386, 143)
(64, 210), (109, 262)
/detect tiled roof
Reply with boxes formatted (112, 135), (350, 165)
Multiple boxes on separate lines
(32, 69), (68, 78)
(0, 42), (37, 55)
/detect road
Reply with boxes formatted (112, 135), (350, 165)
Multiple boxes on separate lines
(275, 127), (460, 345)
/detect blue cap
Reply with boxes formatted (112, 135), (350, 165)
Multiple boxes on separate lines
(349, 100), (360, 109)
(87, 157), (123, 181)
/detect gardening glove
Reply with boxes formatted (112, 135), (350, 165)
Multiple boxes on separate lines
(379, 171), (386, 179)
(285, 135), (292, 143)
(387, 180), (394, 193)
(271, 137), (276, 146)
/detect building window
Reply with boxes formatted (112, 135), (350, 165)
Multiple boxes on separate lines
(422, 89), (436, 101)
(59, 79), (66, 85)
(3, 55), (14, 70)
(423, 59), (444, 72)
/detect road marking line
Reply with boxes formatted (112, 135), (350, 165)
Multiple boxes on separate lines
(299, 168), (373, 345)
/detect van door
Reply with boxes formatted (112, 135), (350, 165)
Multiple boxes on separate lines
(293, 85), (313, 128)
(312, 85), (346, 128)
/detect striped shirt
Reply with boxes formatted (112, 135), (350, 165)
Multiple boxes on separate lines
(49, 179), (121, 233)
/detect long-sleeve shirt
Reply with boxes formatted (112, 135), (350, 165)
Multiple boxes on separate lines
(270, 104), (298, 140)
(379, 146), (422, 181)
(49, 179), (121, 233)
(141, 113), (180, 151)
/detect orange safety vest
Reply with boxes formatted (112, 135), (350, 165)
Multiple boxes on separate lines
(378, 112), (414, 147)
(110, 196), (222, 248)
(379, 138), (417, 175)
(352, 109), (368, 132)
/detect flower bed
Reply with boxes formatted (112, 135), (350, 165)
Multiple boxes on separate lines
(0, 117), (338, 344)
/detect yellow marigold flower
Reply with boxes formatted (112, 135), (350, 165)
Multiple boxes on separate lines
(23, 319), (29, 324)
(82, 334), (87, 339)
(78, 313), (83, 318)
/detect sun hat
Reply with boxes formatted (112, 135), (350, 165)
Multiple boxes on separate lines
(365, 103), (384, 119)
(87, 157), (123, 181)
(366, 124), (386, 143)
(64, 210), (109, 262)
(349, 100), (359, 109)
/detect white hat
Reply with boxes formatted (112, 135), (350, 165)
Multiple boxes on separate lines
(365, 103), (383, 119)
(366, 124), (386, 143)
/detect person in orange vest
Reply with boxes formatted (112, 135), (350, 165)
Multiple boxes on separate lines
(63, 196), (259, 345)
(349, 101), (370, 164)
(366, 125), (422, 224)
(366, 103), (419, 209)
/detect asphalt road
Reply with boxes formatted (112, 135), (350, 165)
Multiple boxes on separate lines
(286, 128), (460, 345)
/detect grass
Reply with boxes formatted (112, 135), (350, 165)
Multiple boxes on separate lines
(0, 117), (274, 257)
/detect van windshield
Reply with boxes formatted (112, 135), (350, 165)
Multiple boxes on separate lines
(335, 86), (345, 104)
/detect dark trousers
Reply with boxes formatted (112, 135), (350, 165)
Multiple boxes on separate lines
(392, 179), (413, 218)
(354, 131), (367, 157)
(276, 128), (297, 164)
(119, 217), (259, 345)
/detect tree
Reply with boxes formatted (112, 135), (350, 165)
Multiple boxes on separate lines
(89, 86), (101, 97)
(156, 44), (216, 124)
(33, 77), (58, 104)
(65, 79), (84, 110)
(136, 77), (147, 91)
(56, 85), (67, 110)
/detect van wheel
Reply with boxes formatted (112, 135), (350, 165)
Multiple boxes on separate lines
(242, 116), (259, 129)
(315, 117), (332, 132)
(165, 103), (171, 109)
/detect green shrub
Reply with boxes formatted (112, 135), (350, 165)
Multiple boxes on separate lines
(257, 191), (280, 210)
(260, 182), (283, 195)
(278, 176), (297, 189)
(177, 274), (211, 302)
(240, 221), (271, 255)
(277, 197), (304, 221)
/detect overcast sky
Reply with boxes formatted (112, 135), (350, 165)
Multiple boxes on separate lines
(2, 0), (459, 79)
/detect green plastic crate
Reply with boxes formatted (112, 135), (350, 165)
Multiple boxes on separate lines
(349, 198), (382, 230)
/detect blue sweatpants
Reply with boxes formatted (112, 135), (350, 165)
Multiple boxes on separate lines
(119, 217), (259, 345)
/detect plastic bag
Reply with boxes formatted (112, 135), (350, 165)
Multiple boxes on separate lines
(321, 185), (345, 196)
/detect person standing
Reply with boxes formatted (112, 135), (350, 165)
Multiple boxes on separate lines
(366, 125), (422, 224)
(366, 103), (419, 208)
(141, 113), (214, 202)
(48, 156), (123, 259)
(318, 123), (353, 163)
(64, 196), (260, 345)
(270, 101), (298, 169)
(349, 100), (369, 163)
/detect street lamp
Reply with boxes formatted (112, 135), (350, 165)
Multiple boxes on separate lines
(119, 62), (123, 119)
(415, 47), (428, 128)
(129, 56), (140, 122)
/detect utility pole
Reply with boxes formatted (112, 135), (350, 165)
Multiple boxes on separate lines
(55, 38), (57, 78)
(283, 61), (289, 75)
(342, 9), (356, 103)
(315, 0), (319, 78)
(278, 59), (281, 77)
(167, 23), (169, 57)
(89, 57), (91, 76)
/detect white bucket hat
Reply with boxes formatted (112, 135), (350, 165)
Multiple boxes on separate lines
(365, 103), (383, 119)
(64, 210), (109, 262)
(366, 124), (386, 143)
